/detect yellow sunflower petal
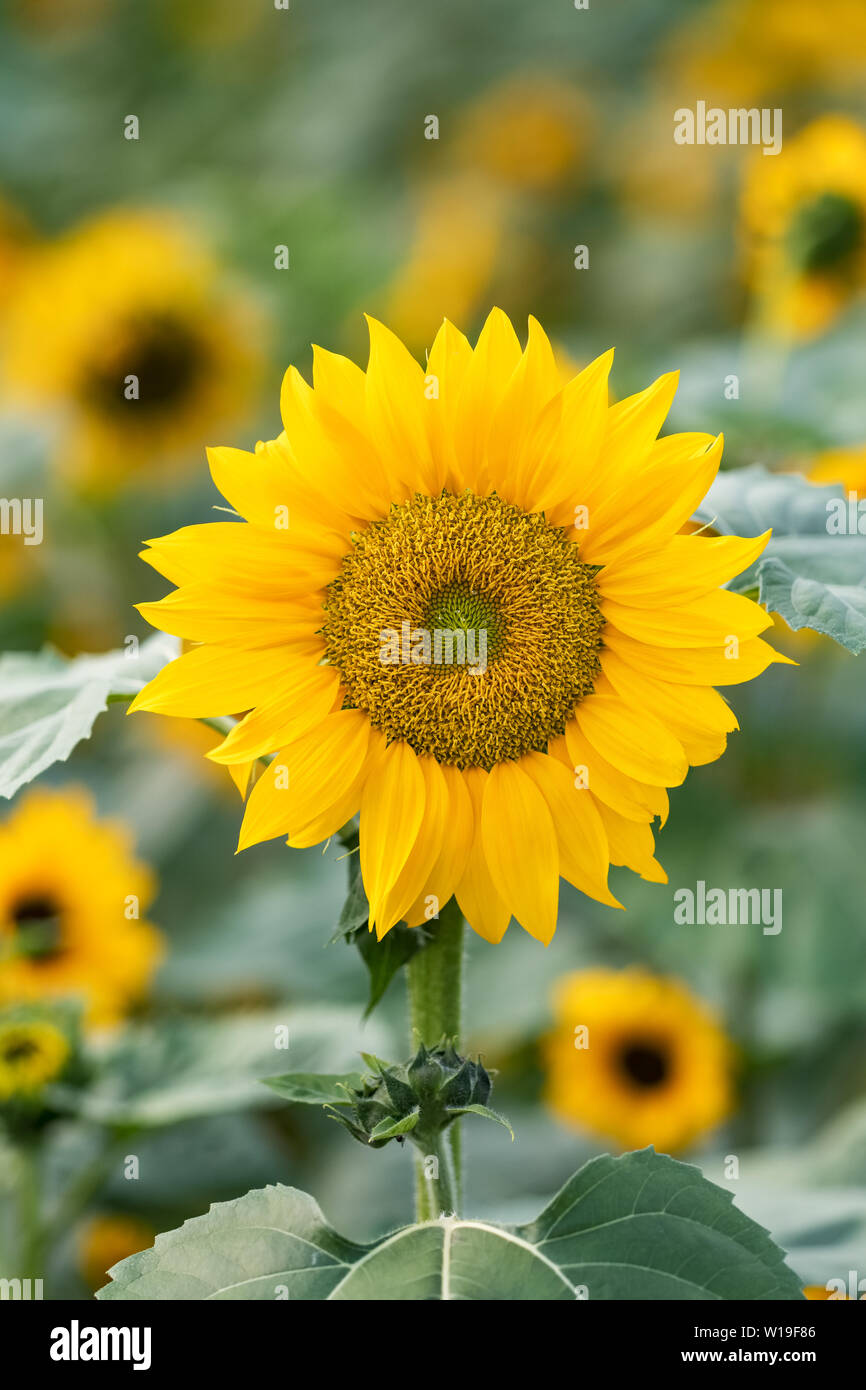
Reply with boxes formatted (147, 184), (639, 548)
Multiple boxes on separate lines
(596, 802), (668, 884)
(481, 760), (560, 944)
(207, 665), (341, 764)
(597, 531), (772, 607)
(452, 307), (522, 490)
(376, 755), (450, 934)
(603, 627), (796, 685)
(237, 711), (370, 850)
(360, 739), (427, 937)
(128, 643), (297, 717)
(455, 768), (511, 944)
(576, 692), (689, 787)
(523, 752), (622, 908)
(404, 763), (474, 927)
(364, 314), (436, 496)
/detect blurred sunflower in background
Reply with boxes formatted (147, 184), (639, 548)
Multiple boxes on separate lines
(0, 1012), (71, 1101)
(2, 208), (265, 492)
(544, 968), (733, 1153)
(452, 75), (588, 197)
(741, 115), (866, 338)
(78, 1213), (156, 1291)
(662, 0), (866, 107)
(381, 175), (504, 354)
(132, 309), (789, 946)
(0, 788), (162, 1025)
(808, 443), (866, 496)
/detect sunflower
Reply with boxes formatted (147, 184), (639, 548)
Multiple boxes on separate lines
(0, 1014), (70, 1101)
(0, 789), (162, 1025)
(2, 208), (264, 491)
(544, 968), (733, 1153)
(131, 310), (788, 945)
(741, 115), (866, 338)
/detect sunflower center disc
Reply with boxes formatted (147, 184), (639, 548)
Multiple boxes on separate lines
(619, 1041), (670, 1089)
(84, 313), (203, 416)
(787, 192), (863, 274)
(11, 893), (64, 961)
(323, 490), (605, 768)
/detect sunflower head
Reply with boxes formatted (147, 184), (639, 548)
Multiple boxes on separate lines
(742, 115), (866, 337)
(2, 208), (264, 490)
(0, 1010), (72, 1103)
(544, 967), (733, 1153)
(132, 309), (788, 947)
(0, 788), (163, 1026)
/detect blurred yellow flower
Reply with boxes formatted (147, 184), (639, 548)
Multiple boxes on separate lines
(809, 444), (866, 495)
(741, 115), (866, 338)
(453, 75), (589, 195)
(2, 208), (264, 492)
(381, 176), (504, 354)
(544, 967), (733, 1153)
(0, 788), (162, 1026)
(78, 1213), (155, 1291)
(662, 0), (866, 107)
(0, 1015), (70, 1100)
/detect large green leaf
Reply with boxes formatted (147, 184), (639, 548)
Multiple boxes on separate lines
(695, 465), (866, 652)
(0, 634), (178, 799)
(97, 1148), (804, 1300)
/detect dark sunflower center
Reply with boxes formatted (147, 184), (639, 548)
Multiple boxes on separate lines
(322, 490), (605, 769)
(787, 192), (863, 274)
(618, 1041), (670, 1089)
(3, 1037), (38, 1065)
(11, 893), (64, 961)
(84, 314), (204, 417)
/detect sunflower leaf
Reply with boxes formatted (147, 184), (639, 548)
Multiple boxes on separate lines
(0, 634), (179, 799)
(261, 1072), (365, 1106)
(367, 1109), (419, 1142)
(97, 1148), (804, 1300)
(445, 1103), (514, 1139)
(694, 464), (866, 652)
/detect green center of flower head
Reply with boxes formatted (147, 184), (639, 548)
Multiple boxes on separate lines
(2, 1037), (38, 1065)
(787, 192), (863, 274)
(10, 893), (64, 961)
(322, 489), (605, 769)
(422, 580), (508, 662)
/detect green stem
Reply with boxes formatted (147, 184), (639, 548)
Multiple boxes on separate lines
(407, 898), (464, 1221)
(16, 1143), (43, 1276)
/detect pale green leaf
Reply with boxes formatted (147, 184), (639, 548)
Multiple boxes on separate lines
(695, 465), (866, 652)
(0, 634), (178, 798)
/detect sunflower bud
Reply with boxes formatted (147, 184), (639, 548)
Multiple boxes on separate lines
(325, 1039), (501, 1149)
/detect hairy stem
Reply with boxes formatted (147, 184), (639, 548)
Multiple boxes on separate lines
(407, 897), (465, 1220)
